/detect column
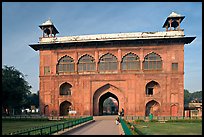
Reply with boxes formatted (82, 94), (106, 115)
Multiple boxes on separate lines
(140, 48), (143, 71)
(169, 19), (172, 31)
(118, 49), (122, 73)
(95, 51), (99, 73)
(74, 51), (78, 73)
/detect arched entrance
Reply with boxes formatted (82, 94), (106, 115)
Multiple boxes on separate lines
(99, 92), (119, 115)
(93, 83), (124, 116)
(145, 100), (160, 116)
(60, 101), (72, 116)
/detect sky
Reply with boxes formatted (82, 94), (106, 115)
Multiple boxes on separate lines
(2, 2), (202, 93)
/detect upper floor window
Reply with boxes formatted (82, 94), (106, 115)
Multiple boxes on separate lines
(99, 53), (118, 71)
(78, 55), (95, 72)
(44, 66), (50, 75)
(172, 63), (178, 71)
(143, 52), (162, 70)
(57, 56), (75, 73)
(59, 82), (72, 95)
(145, 81), (160, 96)
(122, 53), (140, 70)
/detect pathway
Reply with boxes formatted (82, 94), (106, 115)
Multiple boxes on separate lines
(62, 115), (124, 135)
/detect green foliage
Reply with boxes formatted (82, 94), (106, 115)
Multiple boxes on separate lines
(24, 91), (39, 108)
(131, 122), (202, 135)
(103, 97), (115, 107)
(2, 65), (32, 115)
(184, 89), (202, 107)
(166, 119), (202, 123)
(2, 117), (49, 121)
(134, 119), (145, 123)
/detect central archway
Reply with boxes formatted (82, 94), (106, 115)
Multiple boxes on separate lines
(93, 83), (124, 116)
(99, 92), (119, 115)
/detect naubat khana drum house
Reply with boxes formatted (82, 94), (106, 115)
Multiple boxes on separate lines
(29, 12), (195, 117)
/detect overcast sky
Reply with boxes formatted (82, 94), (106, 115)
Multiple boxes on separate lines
(2, 2), (202, 93)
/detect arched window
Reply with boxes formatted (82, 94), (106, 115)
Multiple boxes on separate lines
(78, 55), (95, 72)
(122, 53), (140, 70)
(99, 53), (118, 71)
(145, 81), (160, 96)
(57, 56), (75, 73)
(59, 82), (72, 95)
(143, 52), (162, 70)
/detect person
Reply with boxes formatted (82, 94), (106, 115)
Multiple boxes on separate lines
(116, 117), (120, 125)
(121, 108), (124, 116)
(116, 118), (119, 125)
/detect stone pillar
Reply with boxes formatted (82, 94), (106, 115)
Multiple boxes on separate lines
(74, 51), (78, 73)
(49, 27), (52, 37)
(118, 49), (122, 73)
(169, 19), (172, 31)
(95, 51), (99, 73)
(177, 19), (181, 30)
(140, 48), (143, 71)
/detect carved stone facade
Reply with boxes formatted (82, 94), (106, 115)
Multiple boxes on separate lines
(36, 44), (186, 117)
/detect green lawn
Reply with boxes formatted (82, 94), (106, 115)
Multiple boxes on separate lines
(132, 122), (202, 135)
(2, 120), (65, 135)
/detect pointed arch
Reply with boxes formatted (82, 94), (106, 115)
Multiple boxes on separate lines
(59, 82), (72, 95)
(145, 80), (160, 96)
(122, 52), (140, 70)
(171, 104), (178, 116)
(145, 100), (160, 116)
(78, 54), (95, 72)
(143, 52), (162, 70)
(99, 92), (119, 115)
(99, 53), (118, 71)
(57, 55), (75, 73)
(59, 101), (72, 116)
(93, 83), (124, 116)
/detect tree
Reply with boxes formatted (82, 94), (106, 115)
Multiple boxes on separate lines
(184, 89), (202, 107)
(24, 91), (39, 109)
(184, 89), (191, 107)
(2, 65), (31, 115)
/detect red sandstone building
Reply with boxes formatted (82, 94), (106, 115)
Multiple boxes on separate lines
(29, 12), (195, 117)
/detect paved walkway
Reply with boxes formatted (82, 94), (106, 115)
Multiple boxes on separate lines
(62, 116), (124, 135)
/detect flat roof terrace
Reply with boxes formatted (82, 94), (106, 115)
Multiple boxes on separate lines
(29, 30), (195, 51)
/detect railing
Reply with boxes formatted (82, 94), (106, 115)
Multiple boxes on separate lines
(8, 116), (93, 135)
(119, 117), (132, 135)
(2, 115), (48, 119)
(124, 116), (202, 121)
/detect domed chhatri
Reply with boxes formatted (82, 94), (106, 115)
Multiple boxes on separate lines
(39, 18), (59, 38)
(163, 11), (185, 31)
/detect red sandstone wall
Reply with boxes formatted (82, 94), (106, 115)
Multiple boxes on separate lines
(39, 44), (184, 116)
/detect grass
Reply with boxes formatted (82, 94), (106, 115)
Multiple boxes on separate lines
(130, 121), (202, 135)
(2, 120), (65, 135)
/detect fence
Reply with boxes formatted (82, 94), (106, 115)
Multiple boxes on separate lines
(124, 116), (202, 121)
(2, 115), (48, 120)
(7, 116), (93, 135)
(2, 115), (87, 121)
(119, 117), (132, 135)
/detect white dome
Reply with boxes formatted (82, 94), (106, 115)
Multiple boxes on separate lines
(42, 19), (53, 26)
(168, 12), (182, 18)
